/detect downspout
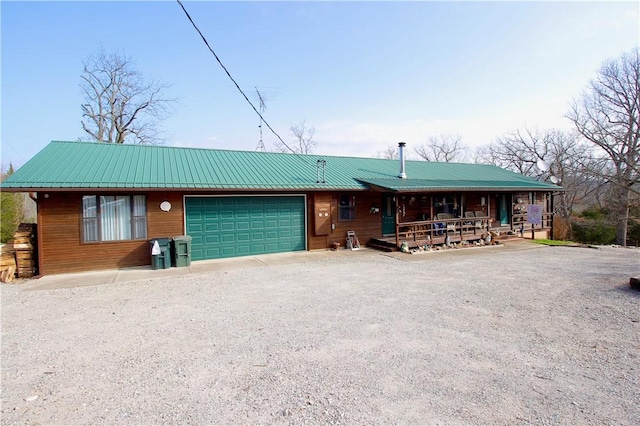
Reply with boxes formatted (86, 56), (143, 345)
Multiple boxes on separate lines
(36, 192), (44, 276)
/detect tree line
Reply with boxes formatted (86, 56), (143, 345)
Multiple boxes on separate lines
(1, 165), (36, 243)
(2, 48), (637, 246)
(378, 48), (639, 246)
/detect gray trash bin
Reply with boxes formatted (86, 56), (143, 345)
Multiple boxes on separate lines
(150, 237), (172, 270)
(172, 235), (192, 267)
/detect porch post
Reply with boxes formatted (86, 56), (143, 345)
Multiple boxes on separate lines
(395, 195), (399, 248)
(550, 192), (555, 240)
(429, 195), (434, 241)
(429, 195), (433, 219)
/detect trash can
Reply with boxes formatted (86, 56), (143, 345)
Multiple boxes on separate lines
(172, 235), (192, 267)
(150, 237), (172, 270)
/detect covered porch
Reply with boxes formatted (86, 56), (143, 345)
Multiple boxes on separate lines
(359, 183), (555, 251)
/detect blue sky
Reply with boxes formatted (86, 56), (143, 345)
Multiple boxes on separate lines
(2, 1), (639, 169)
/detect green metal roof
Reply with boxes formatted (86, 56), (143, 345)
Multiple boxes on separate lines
(1, 141), (561, 192)
(357, 178), (560, 192)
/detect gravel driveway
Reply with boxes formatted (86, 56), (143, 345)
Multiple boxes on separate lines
(2, 243), (639, 425)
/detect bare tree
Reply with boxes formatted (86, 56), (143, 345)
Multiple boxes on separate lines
(274, 120), (317, 154)
(477, 127), (597, 227)
(376, 145), (398, 159)
(567, 47), (640, 245)
(478, 128), (570, 177)
(80, 48), (174, 144)
(414, 134), (469, 162)
(469, 146), (488, 164)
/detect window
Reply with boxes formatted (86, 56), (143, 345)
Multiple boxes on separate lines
(339, 195), (356, 220)
(82, 195), (147, 242)
(434, 194), (460, 216)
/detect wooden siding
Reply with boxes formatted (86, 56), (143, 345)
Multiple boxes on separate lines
(307, 192), (384, 250)
(147, 192), (185, 240)
(38, 192), (185, 275)
(37, 189), (554, 275)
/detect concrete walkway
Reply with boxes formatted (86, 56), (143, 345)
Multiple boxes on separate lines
(20, 240), (542, 291)
(22, 249), (371, 291)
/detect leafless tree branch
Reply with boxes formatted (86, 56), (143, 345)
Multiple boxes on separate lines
(477, 127), (596, 223)
(376, 145), (398, 159)
(274, 120), (317, 154)
(414, 134), (469, 162)
(79, 48), (175, 144)
(566, 47), (640, 245)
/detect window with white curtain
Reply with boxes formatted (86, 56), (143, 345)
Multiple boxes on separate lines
(82, 195), (147, 242)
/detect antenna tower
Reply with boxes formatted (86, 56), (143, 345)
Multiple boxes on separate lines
(255, 87), (267, 151)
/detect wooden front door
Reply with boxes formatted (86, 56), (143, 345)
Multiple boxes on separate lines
(382, 195), (396, 236)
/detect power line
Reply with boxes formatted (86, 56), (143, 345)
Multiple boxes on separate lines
(1, 136), (30, 169)
(176, 0), (304, 159)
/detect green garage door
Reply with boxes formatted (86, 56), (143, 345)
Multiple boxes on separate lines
(185, 196), (306, 261)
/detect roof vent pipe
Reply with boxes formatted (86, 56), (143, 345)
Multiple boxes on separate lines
(398, 142), (407, 179)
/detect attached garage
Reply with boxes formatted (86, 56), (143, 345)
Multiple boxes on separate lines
(185, 195), (306, 261)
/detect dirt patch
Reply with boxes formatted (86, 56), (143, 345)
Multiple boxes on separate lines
(2, 245), (639, 424)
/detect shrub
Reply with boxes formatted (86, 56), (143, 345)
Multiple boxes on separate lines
(0, 191), (21, 243)
(571, 217), (616, 244)
(1, 164), (26, 243)
(627, 220), (640, 247)
(580, 207), (608, 220)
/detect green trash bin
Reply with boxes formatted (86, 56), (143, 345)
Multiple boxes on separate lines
(150, 237), (172, 270)
(172, 235), (192, 267)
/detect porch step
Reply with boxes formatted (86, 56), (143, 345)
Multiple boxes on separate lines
(366, 238), (398, 252)
(493, 233), (524, 243)
(368, 233), (524, 252)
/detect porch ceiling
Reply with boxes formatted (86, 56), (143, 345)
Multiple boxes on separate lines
(355, 178), (561, 192)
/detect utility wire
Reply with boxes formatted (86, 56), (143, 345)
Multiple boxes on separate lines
(176, 0), (306, 160)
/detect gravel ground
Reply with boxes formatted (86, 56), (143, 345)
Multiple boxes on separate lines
(2, 244), (640, 425)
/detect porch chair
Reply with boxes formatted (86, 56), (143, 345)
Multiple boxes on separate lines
(437, 213), (457, 233)
(474, 211), (487, 229)
(463, 211), (476, 231)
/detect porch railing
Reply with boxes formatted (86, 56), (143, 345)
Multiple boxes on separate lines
(511, 212), (553, 238)
(395, 216), (491, 248)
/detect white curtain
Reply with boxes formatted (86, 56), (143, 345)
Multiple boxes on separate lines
(132, 195), (147, 239)
(100, 196), (131, 241)
(82, 196), (98, 242)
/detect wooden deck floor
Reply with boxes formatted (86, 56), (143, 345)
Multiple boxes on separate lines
(370, 226), (521, 251)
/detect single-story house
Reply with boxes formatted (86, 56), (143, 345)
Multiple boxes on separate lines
(1, 141), (561, 275)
